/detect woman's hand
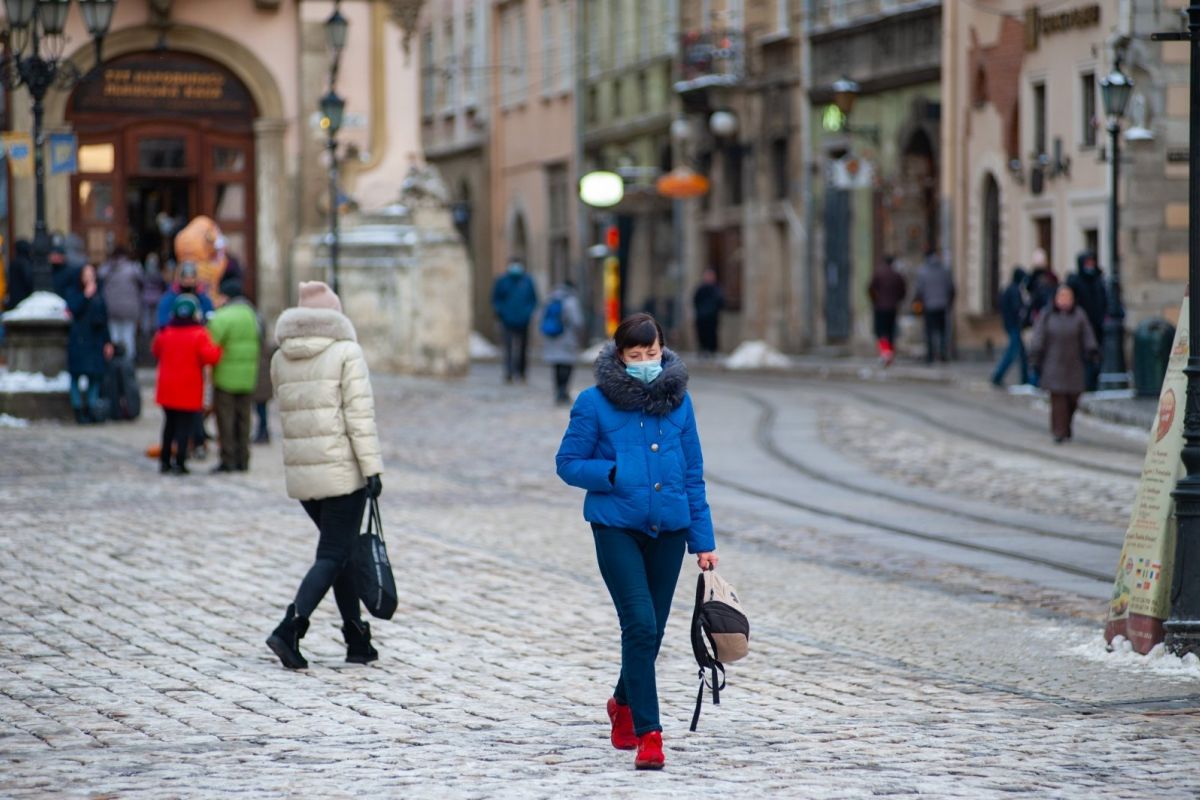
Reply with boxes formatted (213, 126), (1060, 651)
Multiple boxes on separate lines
(697, 552), (719, 571)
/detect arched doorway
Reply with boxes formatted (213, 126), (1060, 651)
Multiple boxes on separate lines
(889, 127), (938, 268)
(508, 210), (529, 266)
(65, 51), (258, 295)
(980, 173), (1001, 310)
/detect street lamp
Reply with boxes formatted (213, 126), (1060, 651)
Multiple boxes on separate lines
(1155, 6), (1200, 656)
(1099, 62), (1134, 390)
(321, 2), (347, 295)
(828, 76), (880, 145)
(2, 0), (115, 291)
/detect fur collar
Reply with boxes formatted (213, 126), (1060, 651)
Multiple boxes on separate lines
(594, 342), (688, 416)
(274, 307), (357, 344)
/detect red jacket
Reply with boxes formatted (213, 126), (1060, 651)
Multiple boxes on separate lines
(152, 323), (222, 411)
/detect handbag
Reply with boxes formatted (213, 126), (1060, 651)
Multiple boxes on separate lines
(351, 496), (398, 620)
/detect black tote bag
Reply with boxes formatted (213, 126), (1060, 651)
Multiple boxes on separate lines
(351, 496), (398, 620)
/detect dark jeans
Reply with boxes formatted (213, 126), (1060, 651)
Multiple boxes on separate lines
(1050, 392), (1080, 440)
(924, 309), (948, 362)
(592, 524), (686, 736)
(991, 329), (1029, 386)
(293, 488), (368, 624)
(69, 372), (102, 414)
(872, 309), (897, 344)
(160, 408), (200, 468)
(214, 388), (253, 469)
(503, 325), (529, 381)
(254, 401), (269, 439)
(695, 315), (719, 354)
(553, 364), (573, 402)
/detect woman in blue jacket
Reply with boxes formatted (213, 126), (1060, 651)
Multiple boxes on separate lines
(556, 312), (717, 771)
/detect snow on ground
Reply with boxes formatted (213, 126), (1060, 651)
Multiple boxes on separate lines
(2, 291), (68, 322)
(0, 413), (29, 428)
(468, 331), (500, 360)
(1035, 623), (1200, 680)
(724, 340), (791, 370)
(0, 370), (70, 393)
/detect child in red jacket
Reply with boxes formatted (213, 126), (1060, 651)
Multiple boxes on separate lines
(151, 294), (222, 474)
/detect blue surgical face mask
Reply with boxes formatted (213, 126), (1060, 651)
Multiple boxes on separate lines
(625, 360), (663, 384)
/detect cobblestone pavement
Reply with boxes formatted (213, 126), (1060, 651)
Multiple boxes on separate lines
(3, 367), (1200, 798)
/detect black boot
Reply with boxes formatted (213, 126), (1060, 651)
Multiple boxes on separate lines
(342, 619), (379, 664)
(266, 604), (309, 669)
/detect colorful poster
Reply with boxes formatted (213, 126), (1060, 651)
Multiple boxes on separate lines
(1105, 296), (1189, 653)
(48, 133), (77, 175)
(2, 133), (33, 178)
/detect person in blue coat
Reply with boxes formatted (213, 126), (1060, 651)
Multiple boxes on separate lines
(491, 259), (538, 383)
(65, 264), (114, 424)
(157, 262), (214, 328)
(555, 312), (718, 771)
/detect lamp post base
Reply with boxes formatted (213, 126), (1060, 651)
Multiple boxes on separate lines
(1164, 622), (1200, 657)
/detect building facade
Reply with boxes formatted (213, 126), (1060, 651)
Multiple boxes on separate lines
(10, 0), (422, 322)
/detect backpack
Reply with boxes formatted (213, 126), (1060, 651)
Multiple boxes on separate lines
(100, 348), (142, 421)
(690, 569), (750, 732)
(540, 297), (565, 337)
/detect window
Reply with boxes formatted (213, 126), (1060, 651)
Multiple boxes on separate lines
(78, 143), (115, 173)
(771, 137), (789, 200)
(637, 71), (649, 114)
(213, 145), (246, 173)
(421, 29), (435, 114)
(78, 180), (114, 222)
(138, 138), (186, 172)
(724, 145), (744, 207)
(1035, 216), (1053, 270)
(541, 1), (555, 95)
(558, 0), (573, 92)
(981, 174), (1000, 310)
(1032, 81), (1047, 155)
(463, 10), (478, 106)
(707, 226), (744, 310)
(1080, 72), (1096, 148)
(546, 163), (570, 285)
(443, 17), (457, 110)
(1084, 227), (1099, 259)
(587, 85), (599, 124)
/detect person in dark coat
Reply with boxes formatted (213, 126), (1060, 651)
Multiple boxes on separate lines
(692, 269), (725, 357)
(1067, 250), (1107, 391)
(868, 255), (907, 366)
(65, 264), (114, 424)
(555, 313), (717, 771)
(491, 259), (539, 383)
(5, 239), (33, 311)
(991, 267), (1030, 387)
(1030, 285), (1099, 443)
(914, 249), (955, 363)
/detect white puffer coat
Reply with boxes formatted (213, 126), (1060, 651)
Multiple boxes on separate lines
(271, 307), (384, 501)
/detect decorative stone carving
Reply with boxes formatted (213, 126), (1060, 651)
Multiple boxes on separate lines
(388, 0), (425, 58)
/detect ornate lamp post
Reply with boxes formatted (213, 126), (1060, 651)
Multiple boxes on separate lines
(2, 0), (115, 291)
(1099, 62), (1134, 390)
(829, 76), (880, 145)
(320, 2), (347, 295)
(1157, 6), (1200, 656)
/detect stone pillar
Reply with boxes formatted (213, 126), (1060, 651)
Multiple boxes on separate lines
(255, 118), (290, 321)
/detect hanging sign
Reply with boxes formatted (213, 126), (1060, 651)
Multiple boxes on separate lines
(1105, 295), (1189, 653)
(2, 133), (33, 178)
(48, 133), (78, 176)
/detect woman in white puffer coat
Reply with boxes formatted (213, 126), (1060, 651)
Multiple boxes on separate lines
(266, 281), (384, 670)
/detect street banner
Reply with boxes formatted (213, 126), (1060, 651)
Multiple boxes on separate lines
(48, 133), (77, 176)
(2, 133), (33, 178)
(1105, 295), (1189, 653)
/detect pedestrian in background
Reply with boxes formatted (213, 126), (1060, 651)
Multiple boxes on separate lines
(207, 278), (261, 473)
(491, 258), (539, 383)
(991, 267), (1030, 387)
(542, 279), (585, 405)
(1067, 250), (1107, 392)
(157, 262), (214, 328)
(140, 253), (167, 353)
(65, 264), (114, 424)
(266, 281), (384, 670)
(692, 268), (725, 358)
(914, 249), (954, 363)
(5, 239), (33, 311)
(1030, 285), (1099, 444)
(99, 245), (144, 362)
(253, 331), (276, 445)
(151, 294), (222, 474)
(868, 255), (907, 366)
(555, 312), (718, 771)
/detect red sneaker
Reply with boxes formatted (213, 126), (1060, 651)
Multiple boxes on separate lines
(607, 697), (637, 750)
(634, 730), (665, 770)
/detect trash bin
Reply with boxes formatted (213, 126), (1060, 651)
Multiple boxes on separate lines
(1133, 318), (1176, 398)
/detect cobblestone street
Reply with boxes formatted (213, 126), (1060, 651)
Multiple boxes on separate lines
(3, 367), (1200, 798)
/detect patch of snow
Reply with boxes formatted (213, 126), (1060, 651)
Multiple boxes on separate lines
(2, 291), (68, 322)
(0, 369), (70, 393)
(579, 341), (606, 365)
(0, 413), (29, 428)
(724, 340), (791, 370)
(1006, 383), (1044, 397)
(1069, 632), (1200, 679)
(469, 331), (500, 360)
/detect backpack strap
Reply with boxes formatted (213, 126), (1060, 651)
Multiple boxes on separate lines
(689, 662), (726, 732)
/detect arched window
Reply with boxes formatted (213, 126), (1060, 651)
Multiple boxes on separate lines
(981, 173), (1001, 310)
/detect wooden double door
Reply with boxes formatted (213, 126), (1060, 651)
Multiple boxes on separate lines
(71, 122), (255, 295)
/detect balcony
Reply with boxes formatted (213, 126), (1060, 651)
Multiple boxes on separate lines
(674, 30), (745, 95)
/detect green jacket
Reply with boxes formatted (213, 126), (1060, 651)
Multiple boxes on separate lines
(208, 299), (261, 393)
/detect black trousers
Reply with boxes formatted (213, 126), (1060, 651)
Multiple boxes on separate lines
(214, 389), (253, 469)
(924, 309), (948, 362)
(873, 309), (898, 344)
(160, 408), (200, 468)
(553, 364), (573, 402)
(503, 325), (529, 380)
(293, 488), (368, 624)
(695, 315), (719, 354)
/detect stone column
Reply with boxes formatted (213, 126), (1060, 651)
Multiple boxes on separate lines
(255, 118), (290, 322)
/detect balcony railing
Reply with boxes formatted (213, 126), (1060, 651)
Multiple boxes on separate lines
(674, 30), (745, 94)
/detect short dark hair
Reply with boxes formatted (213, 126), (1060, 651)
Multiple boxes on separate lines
(614, 312), (664, 351)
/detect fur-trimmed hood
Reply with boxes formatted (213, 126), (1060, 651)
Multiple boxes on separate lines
(275, 306), (357, 360)
(594, 342), (688, 416)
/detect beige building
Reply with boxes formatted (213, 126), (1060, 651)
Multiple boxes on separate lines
(11, 0), (422, 322)
(945, 0), (1190, 352)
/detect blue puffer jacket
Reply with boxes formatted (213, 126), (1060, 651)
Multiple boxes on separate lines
(556, 344), (716, 554)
